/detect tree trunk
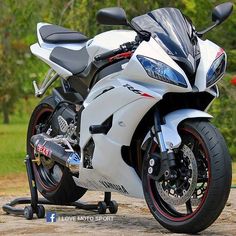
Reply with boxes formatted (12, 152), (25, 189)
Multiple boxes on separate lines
(2, 103), (10, 124)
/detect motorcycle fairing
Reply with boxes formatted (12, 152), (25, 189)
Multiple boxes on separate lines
(72, 74), (160, 197)
(195, 38), (226, 91)
(74, 35), (214, 198)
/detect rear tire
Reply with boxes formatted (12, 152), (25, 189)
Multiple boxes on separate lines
(27, 96), (87, 204)
(142, 120), (232, 233)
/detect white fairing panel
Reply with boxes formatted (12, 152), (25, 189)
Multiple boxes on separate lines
(30, 43), (73, 78)
(76, 76), (159, 198)
(86, 30), (137, 63)
(195, 38), (226, 91)
(121, 37), (192, 95)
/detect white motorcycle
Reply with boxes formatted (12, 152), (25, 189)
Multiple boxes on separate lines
(28, 2), (233, 233)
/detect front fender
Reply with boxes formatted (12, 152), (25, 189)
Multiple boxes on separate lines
(142, 109), (212, 149)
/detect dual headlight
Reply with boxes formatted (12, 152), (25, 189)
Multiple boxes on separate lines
(137, 54), (226, 89)
(206, 54), (226, 87)
(137, 55), (187, 88)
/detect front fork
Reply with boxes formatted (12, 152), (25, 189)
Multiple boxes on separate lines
(147, 108), (177, 181)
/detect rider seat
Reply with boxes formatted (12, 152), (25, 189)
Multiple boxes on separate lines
(49, 46), (89, 75)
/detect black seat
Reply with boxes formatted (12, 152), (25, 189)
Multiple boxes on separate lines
(50, 46), (89, 75)
(39, 24), (88, 44)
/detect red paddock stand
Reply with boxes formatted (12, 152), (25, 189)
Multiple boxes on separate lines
(2, 155), (118, 220)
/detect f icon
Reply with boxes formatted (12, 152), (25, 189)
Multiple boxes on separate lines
(46, 212), (57, 222)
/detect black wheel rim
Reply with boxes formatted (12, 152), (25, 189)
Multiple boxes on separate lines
(147, 126), (211, 221)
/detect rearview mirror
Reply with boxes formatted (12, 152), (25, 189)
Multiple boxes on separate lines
(96, 7), (128, 26)
(212, 2), (233, 25)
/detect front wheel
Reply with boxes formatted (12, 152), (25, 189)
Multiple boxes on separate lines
(142, 120), (232, 234)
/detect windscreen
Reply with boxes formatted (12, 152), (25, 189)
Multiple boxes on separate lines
(132, 8), (200, 75)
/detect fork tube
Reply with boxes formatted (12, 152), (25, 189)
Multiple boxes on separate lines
(154, 108), (167, 153)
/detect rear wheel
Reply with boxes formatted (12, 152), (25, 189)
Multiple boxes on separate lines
(27, 96), (86, 204)
(142, 120), (232, 233)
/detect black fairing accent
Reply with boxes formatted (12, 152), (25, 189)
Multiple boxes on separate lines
(89, 116), (113, 135)
(39, 24), (88, 44)
(89, 59), (129, 88)
(50, 46), (89, 75)
(67, 76), (90, 99)
(132, 8), (200, 77)
(52, 87), (83, 105)
(96, 7), (128, 26)
(67, 59), (129, 99)
(83, 138), (95, 169)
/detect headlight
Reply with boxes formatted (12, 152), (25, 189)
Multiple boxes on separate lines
(206, 54), (226, 87)
(137, 55), (187, 88)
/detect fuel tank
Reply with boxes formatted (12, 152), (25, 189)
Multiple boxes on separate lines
(86, 30), (137, 63)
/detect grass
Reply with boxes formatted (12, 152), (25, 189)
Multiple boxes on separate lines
(0, 123), (28, 176)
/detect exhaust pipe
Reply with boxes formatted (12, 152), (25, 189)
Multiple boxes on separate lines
(30, 133), (80, 173)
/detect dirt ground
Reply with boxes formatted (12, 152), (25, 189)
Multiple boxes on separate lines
(0, 174), (236, 236)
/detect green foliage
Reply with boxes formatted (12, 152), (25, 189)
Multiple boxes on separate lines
(209, 75), (236, 159)
(227, 50), (236, 72)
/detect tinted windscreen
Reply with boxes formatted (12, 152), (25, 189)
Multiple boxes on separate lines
(132, 8), (200, 75)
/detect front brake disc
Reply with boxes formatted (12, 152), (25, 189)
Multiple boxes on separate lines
(155, 145), (198, 206)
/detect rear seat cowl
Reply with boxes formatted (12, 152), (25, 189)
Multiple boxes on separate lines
(39, 24), (88, 44)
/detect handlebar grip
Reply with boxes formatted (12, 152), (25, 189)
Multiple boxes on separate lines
(94, 48), (122, 61)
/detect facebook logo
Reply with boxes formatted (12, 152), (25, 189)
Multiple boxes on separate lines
(46, 212), (57, 222)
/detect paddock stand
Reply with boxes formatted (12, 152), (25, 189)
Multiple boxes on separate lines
(2, 155), (118, 220)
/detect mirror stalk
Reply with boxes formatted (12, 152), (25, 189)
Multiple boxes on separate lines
(196, 20), (220, 38)
(127, 21), (151, 42)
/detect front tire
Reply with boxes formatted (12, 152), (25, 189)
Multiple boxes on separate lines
(142, 120), (232, 233)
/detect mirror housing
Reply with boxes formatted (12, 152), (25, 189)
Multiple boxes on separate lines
(96, 7), (128, 26)
(197, 2), (233, 37)
(212, 2), (233, 25)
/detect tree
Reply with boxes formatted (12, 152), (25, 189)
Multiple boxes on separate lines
(0, 0), (47, 123)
